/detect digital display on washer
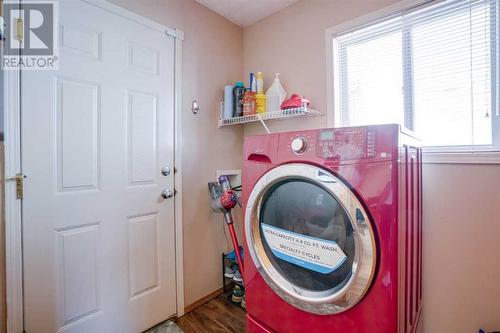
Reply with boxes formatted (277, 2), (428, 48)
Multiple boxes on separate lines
(319, 130), (334, 140)
(259, 179), (355, 292)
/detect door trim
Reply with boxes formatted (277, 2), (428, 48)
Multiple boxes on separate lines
(3, 1), (185, 331)
(173, 30), (185, 317)
(3, 0), (22, 330)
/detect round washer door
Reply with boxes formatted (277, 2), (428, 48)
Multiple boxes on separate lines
(245, 163), (377, 315)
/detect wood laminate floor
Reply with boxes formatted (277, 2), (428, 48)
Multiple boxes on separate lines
(174, 292), (246, 333)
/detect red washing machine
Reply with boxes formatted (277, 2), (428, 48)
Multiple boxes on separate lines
(242, 124), (422, 333)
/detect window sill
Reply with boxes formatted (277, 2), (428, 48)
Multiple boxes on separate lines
(422, 149), (500, 165)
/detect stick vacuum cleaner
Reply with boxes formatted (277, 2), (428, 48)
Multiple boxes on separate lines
(208, 176), (244, 277)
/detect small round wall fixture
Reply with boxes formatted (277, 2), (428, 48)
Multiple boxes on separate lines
(192, 100), (200, 114)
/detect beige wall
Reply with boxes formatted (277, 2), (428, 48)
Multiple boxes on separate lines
(108, 0), (244, 307)
(243, 0), (500, 332)
(243, 0), (400, 136)
(423, 164), (500, 332)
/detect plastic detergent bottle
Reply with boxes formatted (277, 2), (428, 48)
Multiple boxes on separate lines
(255, 94), (266, 114)
(256, 72), (264, 94)
(266, 73), (287, 113)
(232, 82), (245, 117)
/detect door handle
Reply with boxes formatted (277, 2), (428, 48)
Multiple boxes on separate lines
(6, 173), (27, 200)
(161, 189), (174, 199)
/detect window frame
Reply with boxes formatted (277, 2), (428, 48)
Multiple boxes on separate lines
(325, 0), (500, 164)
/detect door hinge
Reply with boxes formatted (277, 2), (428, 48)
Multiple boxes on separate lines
(7, 173), (26, 199)
(16, 17), (23, 42)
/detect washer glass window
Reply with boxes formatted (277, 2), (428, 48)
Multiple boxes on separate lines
(260, 179), (355, 293)
(245, 164), (376, 314)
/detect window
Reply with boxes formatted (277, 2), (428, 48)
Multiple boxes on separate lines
(333, 0), (499, 147)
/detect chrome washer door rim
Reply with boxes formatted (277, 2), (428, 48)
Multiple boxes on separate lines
(245, 163), (377, 315)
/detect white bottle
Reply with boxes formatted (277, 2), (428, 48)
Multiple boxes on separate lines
(223, 85), (234, 119)
(266, 73), (287, 113)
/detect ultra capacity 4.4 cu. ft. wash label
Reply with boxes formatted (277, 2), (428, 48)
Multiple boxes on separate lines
(261, 223), (347, 274)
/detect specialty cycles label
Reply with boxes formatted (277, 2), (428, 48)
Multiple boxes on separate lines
(261, 223), (347, 274)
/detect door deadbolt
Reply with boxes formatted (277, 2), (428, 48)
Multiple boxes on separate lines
(161, 166), (171, 176)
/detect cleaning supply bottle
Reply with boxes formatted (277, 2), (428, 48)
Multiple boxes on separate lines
(255, 94), (266, 114)
(256, 72), (264, 94)
(249, 73), (256, 92)
(223, 85), (234, 119)
(266, 73), (287, 113)
(232, 82), (245, 117)
(242, 90), (256, 116)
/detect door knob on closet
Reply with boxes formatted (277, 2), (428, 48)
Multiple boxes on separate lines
(161, 189), (174, 199)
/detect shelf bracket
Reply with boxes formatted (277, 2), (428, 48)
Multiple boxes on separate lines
(257, 114), (271, 134)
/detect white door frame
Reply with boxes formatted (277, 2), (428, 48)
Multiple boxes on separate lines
(3, 1), (185, 331)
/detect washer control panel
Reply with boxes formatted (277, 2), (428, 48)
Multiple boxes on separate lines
(291, 136), (308, 154)
(317, 128), (377, 160)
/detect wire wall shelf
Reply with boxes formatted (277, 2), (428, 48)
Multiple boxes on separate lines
(218, 105), (322, 132)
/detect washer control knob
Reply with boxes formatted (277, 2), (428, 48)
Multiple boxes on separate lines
(291, 137), (308, 154)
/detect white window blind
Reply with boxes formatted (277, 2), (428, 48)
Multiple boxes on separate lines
(334, 0), (499, 147)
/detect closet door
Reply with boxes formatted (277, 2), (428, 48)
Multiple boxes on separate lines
(21, 1), (176, 332)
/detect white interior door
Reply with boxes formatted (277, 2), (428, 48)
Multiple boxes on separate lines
(21, 1), (177, 332)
